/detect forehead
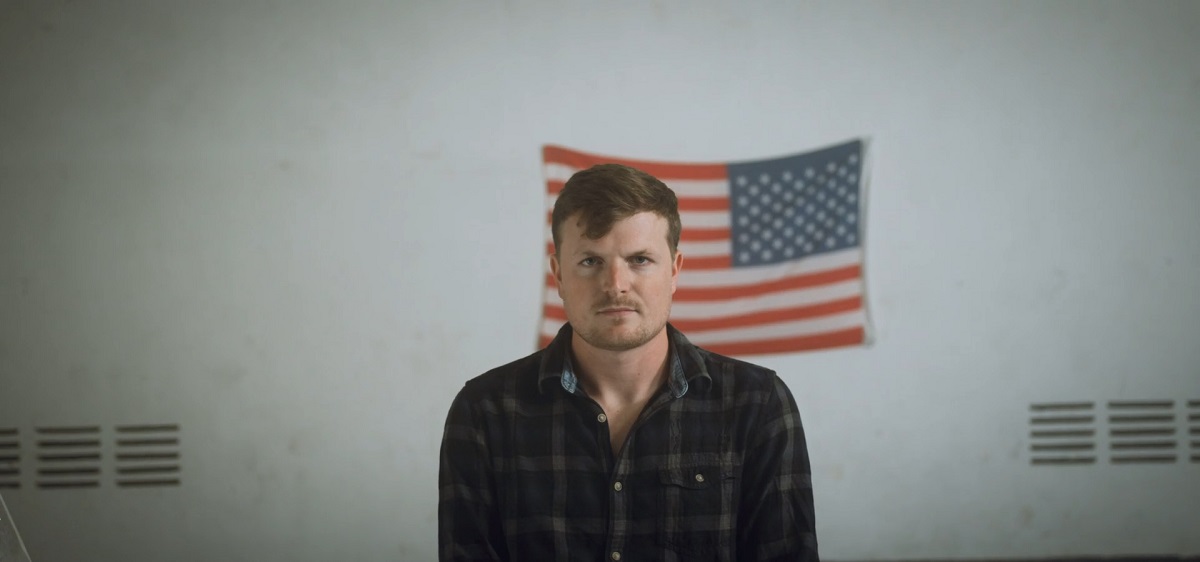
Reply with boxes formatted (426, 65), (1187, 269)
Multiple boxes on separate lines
(560, 212), (671, 251)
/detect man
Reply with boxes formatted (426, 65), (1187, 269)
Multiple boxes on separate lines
(439, 163), (818, 561)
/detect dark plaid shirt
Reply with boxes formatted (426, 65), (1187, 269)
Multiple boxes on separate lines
(439, 323), (817, 561)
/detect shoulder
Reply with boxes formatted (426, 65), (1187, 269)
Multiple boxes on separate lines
(692, 345), (783, 390)
(457, 348), (546, 399)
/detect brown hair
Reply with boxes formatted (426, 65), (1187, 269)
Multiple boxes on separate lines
(551, 163), (681, 255)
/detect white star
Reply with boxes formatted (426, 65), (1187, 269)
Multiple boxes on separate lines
(805, 168), (814, 178)
(762, 250), (773, 260)
(804, 243), (813, 252)
(738, 233), (750, 243)
(739, 251), (751, 263)
(738, 215), (749, 226)
(825, 238), (836, 248)
(782, 171), (793, 181)
(848, 213), (857, 223)
(784, 227), (794, 237)
(784, 247), (794, 257)
(849, 174), (857, 183)
(772, 183), (782, 194)
(736, 176), (748, 186)
(773, 219), (784, 229)
(847, 234), (856, 243)
(848, 194), (857, 203)
(759, 173), (770, 185)
(749, 205), (760, 216)
(751, 240), (762, 251)
(737, 195), (749, 207)
(772, 238), (783, 249)
(837, 166), (847, 176)
(848, 154), (858, 164)
(794, 180), (804, 189)
(749, 185), (759, 196)
(826, 162), (836, 172)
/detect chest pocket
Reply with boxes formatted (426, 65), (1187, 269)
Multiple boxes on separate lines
(656, 458), (740, 559)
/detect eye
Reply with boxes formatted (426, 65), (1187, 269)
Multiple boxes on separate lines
(579, 257), (598, 267)
(630, 256), (651, 265)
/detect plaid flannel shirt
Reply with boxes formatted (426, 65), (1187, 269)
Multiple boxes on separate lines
(439, 323), (817, 561)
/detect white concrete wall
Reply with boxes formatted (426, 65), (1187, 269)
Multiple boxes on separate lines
(1, 1), (1198, 560)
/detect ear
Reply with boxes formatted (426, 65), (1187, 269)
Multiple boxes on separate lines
(670, 250), (683, 294)
(549, 252), (564, 297)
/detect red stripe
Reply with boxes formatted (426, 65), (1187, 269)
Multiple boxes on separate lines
(679, 228), (730, 242)
(670, 297), (862, 332)
(544, 145), (727, 181)
(682, 255), (732, 269)
(673, 265), (861, 301)
(544, 304), (567, 321)
(698, 327), (865, 356)
(542, 297), (860, 329)
(677, 198), (729, 212)
(544, 265), (859, 300)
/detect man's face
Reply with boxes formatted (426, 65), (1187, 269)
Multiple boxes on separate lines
(551, 211), (682, 353)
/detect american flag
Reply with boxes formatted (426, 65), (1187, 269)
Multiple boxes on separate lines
(538, 140), (872, 356)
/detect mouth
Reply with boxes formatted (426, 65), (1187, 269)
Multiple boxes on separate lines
(597, 307), (637, 315)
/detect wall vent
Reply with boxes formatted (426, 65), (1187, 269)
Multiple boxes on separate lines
(115, 424), (181, 488)
(35, 426), (102, 489)
(1030, 400), (1197, 466)
(0, 424), (181, 489)
(1107, 401), (1177, 464)
(1190, 400), (1200, 464)
(1029, 402), (1097, 465)
(0, 428), (18, 489)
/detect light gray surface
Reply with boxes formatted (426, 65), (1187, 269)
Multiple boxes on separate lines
(0, 494), (31, 562)
(1, 1), (1198, 561)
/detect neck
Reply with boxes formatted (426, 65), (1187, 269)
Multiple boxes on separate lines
(570, 328), (671, 405)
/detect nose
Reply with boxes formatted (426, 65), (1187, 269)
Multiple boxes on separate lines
(602, 261), (630, 294)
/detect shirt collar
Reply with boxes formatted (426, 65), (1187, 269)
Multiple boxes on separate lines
(538, 323), (712, 397)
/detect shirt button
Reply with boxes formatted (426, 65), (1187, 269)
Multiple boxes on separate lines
(613, 481), (623, 492)
(694, 473), (705, 483)
(611, 552), (621, 561)
(597, 413), (607, 423)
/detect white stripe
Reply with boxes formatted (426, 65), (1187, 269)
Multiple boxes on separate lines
(540, 248), (860, 287)
(540, 310), (864, 344)
(542, 278), (862, 319)
(680, 210), (729, 229)
(545, 193), (728, 213)
(544, 163), (729, 196)
(540, 318), (566, 338)
(543, 163), (575, 182)
(677, 239), (729, 258)
(683, 311), (865, 345)
(543, 210), (728, 230)
(663, 179), (728, 198)
(678, 248), (861, 287)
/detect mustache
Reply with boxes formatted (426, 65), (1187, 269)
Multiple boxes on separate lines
(595, 299), (639, 310)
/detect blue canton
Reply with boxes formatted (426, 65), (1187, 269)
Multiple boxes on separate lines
(728, 140), (863, 267)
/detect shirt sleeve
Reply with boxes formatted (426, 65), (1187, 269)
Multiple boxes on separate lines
(736, 375), (819, 561)
(438, 388), (508, 561)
